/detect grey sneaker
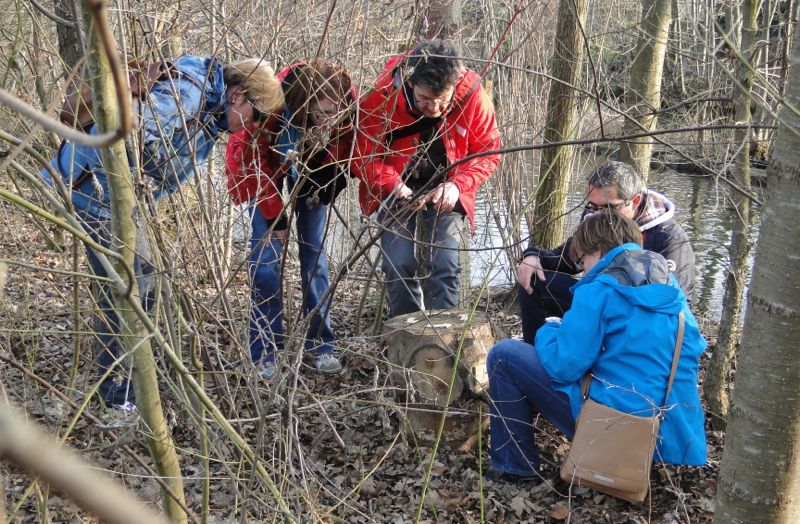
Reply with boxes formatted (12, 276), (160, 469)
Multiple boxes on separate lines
(258, 361), (277, 381)
(315, 353), (343, 375)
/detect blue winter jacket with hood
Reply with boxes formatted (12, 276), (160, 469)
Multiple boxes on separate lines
(535, 243), (707, 465)
(42, 55), (228, 219)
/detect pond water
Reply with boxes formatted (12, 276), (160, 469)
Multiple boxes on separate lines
(467, 168), (762, 322)
(304, 162), (761, 323)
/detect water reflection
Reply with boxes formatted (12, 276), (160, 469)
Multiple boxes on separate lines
(468, 168), (761, 322)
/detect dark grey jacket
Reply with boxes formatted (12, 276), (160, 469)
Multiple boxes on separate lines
(523, 190), (696, 305)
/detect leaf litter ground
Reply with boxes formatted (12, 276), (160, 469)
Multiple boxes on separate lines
(0, 199), (720, 522)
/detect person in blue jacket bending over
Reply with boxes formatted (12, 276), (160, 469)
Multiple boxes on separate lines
(42, 57), (284, 412)
(486, 210), (707, 484)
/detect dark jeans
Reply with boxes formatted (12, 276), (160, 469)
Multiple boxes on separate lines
(378, 203), (465, 316)
(249, 202), (335, 364)
(518, 270), (576, 344)
(79, 209), (154, 406)
(487, 339), (576, 476)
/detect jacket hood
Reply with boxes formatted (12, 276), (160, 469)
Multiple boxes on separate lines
(637, 190), (675, 232)
(574, 243), (684, 314)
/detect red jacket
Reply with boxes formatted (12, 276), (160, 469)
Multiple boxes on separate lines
(352, 54), (501, 228)
(225, 121), (284, 220)
(225, 64), (355, 223)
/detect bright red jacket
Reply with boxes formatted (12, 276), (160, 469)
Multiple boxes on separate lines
(225, 121), (284, 220)
(352, 54), (501, 228)
(225, 64), (355, 224)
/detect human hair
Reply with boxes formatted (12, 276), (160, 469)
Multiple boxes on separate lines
(223, 58), (284, 114)
(586, 161), (645, 201)
(405, 39), (462, 93)
(282, 61), (354, 128)
(570, 210), (643, 262)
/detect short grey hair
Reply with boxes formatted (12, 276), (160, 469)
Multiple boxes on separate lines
(586, 161), (645, 201)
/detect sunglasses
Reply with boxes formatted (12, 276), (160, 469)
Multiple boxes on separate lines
(249, 100), (267, 122)
(584, 200), (629, 212)
(232, 92), (268, 122)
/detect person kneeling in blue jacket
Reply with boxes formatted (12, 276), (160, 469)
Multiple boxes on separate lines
(486, 210), (707, 484)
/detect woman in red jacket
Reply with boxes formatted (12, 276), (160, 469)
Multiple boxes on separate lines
(352, 40), (501, 316)
(226, 61), (354, 379)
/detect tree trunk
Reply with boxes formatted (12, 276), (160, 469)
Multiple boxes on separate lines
(383, 309), (494, 450)
(81, 3), (187, 522)
(714, 18), (800, 522)
(55, 0), (84, 70)
(669, 0), (687, 98)
(704, 0), (760, 432)
(415, 0), (463, 40)
(618, 0), (672, 181)
(532, 0), (587, 248)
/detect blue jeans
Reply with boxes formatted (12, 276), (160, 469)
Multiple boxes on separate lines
(79, 209), (154, 406)
(249, 203), (335, 364)
(487, 339), (576, 476)
(518, 271), (576, 344)
(379, 203), (465, 316)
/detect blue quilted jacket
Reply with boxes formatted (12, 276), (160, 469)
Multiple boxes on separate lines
(535, 243), (707, 465)
(43, 55), (228, 218)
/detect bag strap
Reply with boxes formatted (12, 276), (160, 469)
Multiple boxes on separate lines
(580, 311), (686, 409)
(662, 311), (685, 407)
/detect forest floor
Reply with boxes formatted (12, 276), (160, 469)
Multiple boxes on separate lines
(0, 194), (722, 523)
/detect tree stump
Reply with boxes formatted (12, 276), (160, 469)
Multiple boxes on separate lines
(382, 309), (495, 450)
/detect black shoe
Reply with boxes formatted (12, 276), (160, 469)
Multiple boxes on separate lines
(484, 468), (540, 486)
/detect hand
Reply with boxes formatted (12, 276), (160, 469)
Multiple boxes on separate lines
(393, 182), (413, 200)
(428, 182), (460, 212)
(271, 228), (288, 243)
(516, 254), (545, 294)
(393, 183), (426, 211)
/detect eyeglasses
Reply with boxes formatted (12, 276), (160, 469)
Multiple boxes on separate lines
(251, 102), (267, 122)
(232, 93), (267, 122)
(412, 86), (454, 108)
(584, 199), (629, 212)
(309, 108), (344, 125)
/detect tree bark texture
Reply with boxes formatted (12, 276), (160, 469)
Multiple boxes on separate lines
(55, 0), (83, 70)
(714, 18), (800, 522)
(532, 0), (587, 249)
(618, 0), (672, 182)
(415, 0), (463, 40)
(383, 309), (494, 450)
(704, 0), (761, 432)
(81, 4), (187, 522)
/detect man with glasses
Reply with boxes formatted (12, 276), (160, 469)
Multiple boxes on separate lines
(516, 161), (695, 343)
(353, 39), (501, 316)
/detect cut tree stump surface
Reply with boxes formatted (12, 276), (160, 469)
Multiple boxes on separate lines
(382, 309), (495, 449)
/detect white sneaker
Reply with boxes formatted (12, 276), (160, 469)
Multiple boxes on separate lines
(315, 354), (343, 375)
(98, 401), (138, 430)
(112, 401), (137, 414)
(258, 361), (277, 381)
